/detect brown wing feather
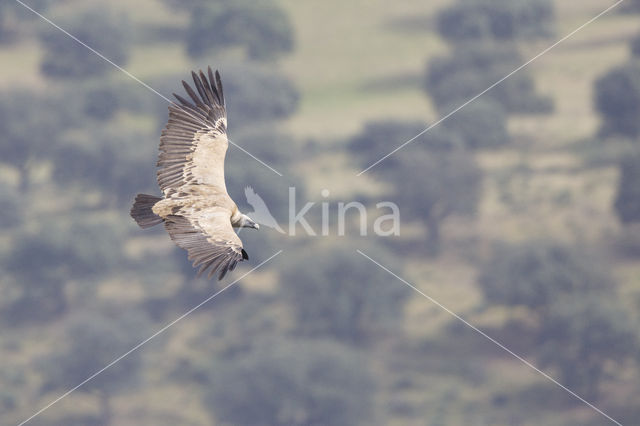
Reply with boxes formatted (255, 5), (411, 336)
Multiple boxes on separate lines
(164, 212), (248, 280)
(157, 67), (228, 195)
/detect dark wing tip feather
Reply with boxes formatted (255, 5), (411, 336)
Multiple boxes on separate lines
(182, 80), (204, 107)
(241, 249), (249, 260)
(173, 92), (196, 109)
(201, 67), (222, 106)
(177, 67), (225, 111)
(191, 71), (208, 105)
(198, 69), (215, 105)
(214, 70), (224, 105)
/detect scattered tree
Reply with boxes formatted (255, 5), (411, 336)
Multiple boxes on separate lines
(0, 90), (72, 190)
(221, 65), (299, 123)
(442, 99), (510, 149)
(631, 32), (640, 57)
(537, 296), (638, 399)
(52, 126), (156, 207)
(280, 244), (409, 342)
(40, 310), (149, 425)
(0, 183), (22, 230)
(347, 122), (481, 253)
(594, 60), (640, 138)
(613, 223), (640, 258)
(386, 147), (481, 254)
(2, 216), (127, 325)
(0, 0), (52, 43)
(436, 0), (554, 42)
(62, 216), (130, 277)
(347, 120), (463, 173)
(186, 0), (294, 61)
(206, 340), (375, 425)
(161, 0), (202, 11)
(230, 125), (297, 168)
(82, 84), (121, 121)
(3, 234), (70, 324)
(614, 149), (640, 223)
(624, 0), (640, 13)
(478, 240), (613, 316)
(39, 9), (131, 79)
(0, 365), (25, 419)
(426, 42), (553, 114)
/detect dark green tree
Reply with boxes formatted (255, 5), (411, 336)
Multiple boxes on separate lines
(62, 216), (130, 277)
(631, 32), (640, 57)
(625, 0), (640, 13)
(347, 120), (463, 173)
(40, 310), (149, 425)
(52, 126), (156, 207)
(3, 234), (70, 324)
(0, 183), (22, 230)
(229, 125), (297, 169)
(426, 42), (553, 114)
(594, 60), (640, 138)
(39, 9), (130, 79)
(186, 0), (294, 60)
(0, 364), (25, 419)
(0, 0), (52, 43)
(2, 216), (127, 325)
(206, 340), (375, 425)
(614, 149), (640, 223)
(386, 147), (481, 254)
(436, 0), (554, 42)
(537, 296), (638, 399)
(478, 241), (613, 315)
(81, 84), (121, 121)
(161, 0), (202, 11)
(441, 99), (510, 149)
(280, 244), (409, 342)
(0, 90), (72, 190)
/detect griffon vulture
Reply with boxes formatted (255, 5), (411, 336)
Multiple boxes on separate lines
(130, 67), (258, 280)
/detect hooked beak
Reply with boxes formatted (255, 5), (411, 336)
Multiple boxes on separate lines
(251, 221), (260, 230)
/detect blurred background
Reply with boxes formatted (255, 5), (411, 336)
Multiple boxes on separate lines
(1, 0), (640, 424)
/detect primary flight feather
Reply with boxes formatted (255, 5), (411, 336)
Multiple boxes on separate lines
(130, 67), (259, 280)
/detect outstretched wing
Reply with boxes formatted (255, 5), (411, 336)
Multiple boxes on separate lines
(158, 67), (228, 195)
(164, 210), (248, 280)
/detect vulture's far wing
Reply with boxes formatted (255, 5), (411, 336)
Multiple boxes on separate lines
(164, 210), (248, 280)
(158, 67), (228, 194)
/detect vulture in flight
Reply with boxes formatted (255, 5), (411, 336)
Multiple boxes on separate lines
(130, 67), (259, 280)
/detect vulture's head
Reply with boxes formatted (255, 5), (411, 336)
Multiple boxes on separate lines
(238, 214), (259, 230)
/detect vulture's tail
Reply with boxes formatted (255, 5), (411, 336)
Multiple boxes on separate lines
(131, 194), (163, 228)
